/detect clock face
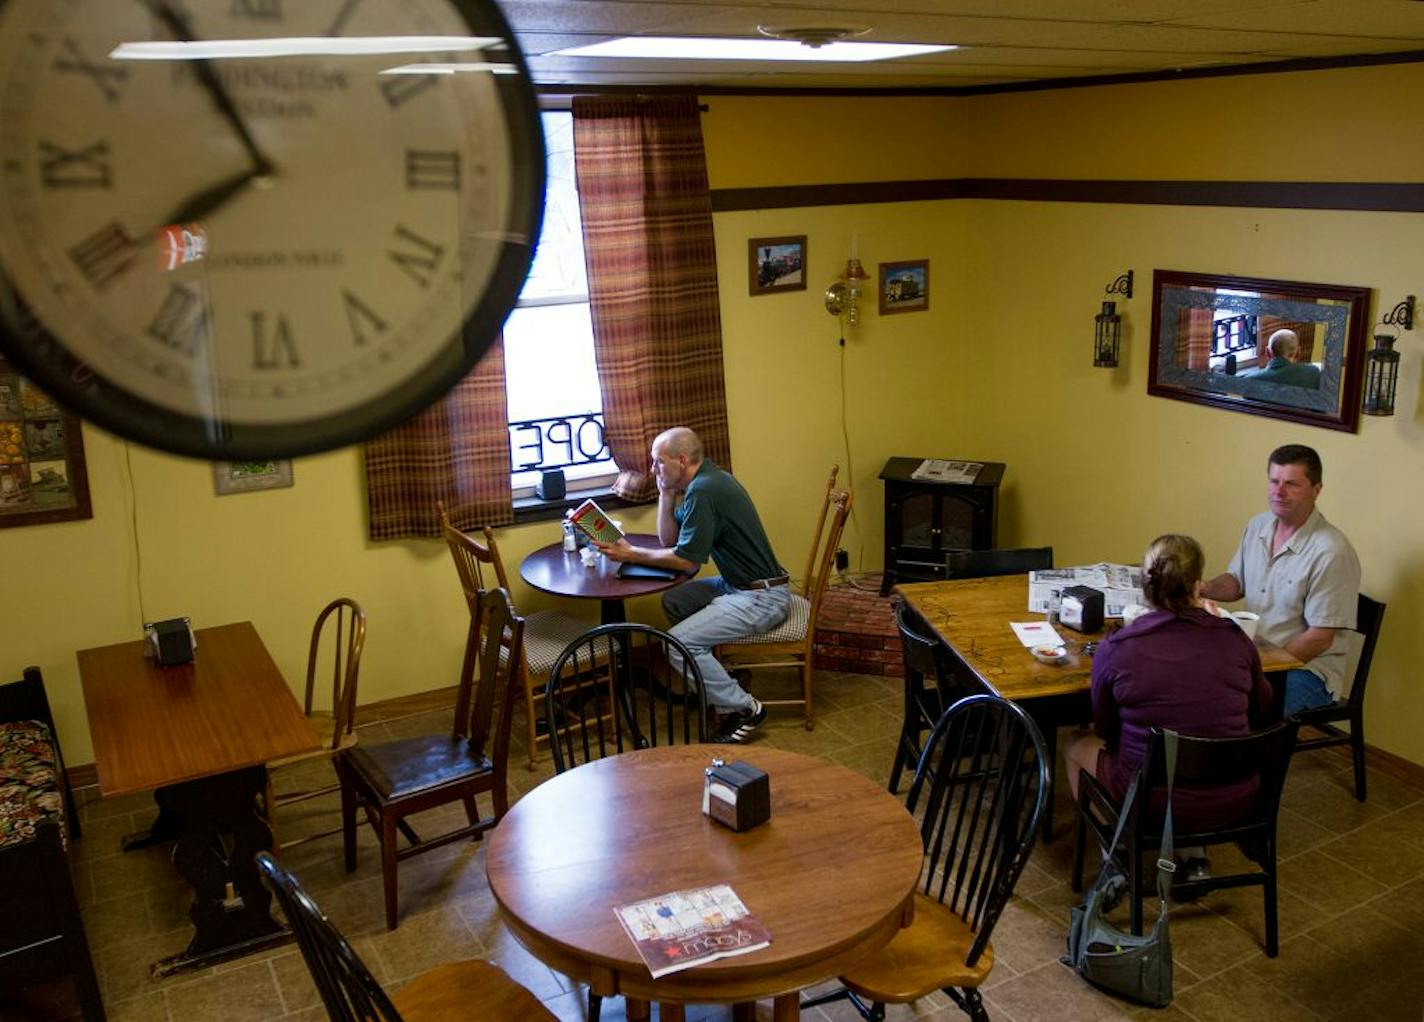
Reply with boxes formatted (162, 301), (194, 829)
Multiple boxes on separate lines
(0, 0), (542, 458)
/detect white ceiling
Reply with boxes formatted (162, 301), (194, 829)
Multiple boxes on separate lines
(498, 0), (1424, 90)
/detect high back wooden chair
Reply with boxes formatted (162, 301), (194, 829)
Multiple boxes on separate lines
(256, 853), (555, 1021)
(717, 467), (853, 730)
(1292, 593), (1384, 801)
(263, 597), (365, 848)
(438, 502), (589, 769)
(1070, 721), (1299, 956)
(888, 600), (962, 795)
(338, 589), (524, 930)
(806, 694), (1050, 1021)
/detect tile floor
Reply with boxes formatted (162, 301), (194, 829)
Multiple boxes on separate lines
(5, 667), (1424, 1022)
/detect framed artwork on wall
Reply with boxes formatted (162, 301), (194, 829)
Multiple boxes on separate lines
(879, 259), (929, 315)
(748, 236), (807, 295)
(213, 460), (294, 496)
(0, 357), (92, 528)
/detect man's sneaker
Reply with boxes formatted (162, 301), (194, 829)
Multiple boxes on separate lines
(714, 699), (766, 743)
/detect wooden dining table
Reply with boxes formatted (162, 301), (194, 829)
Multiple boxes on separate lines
(78, 621), (319, 976)
(485, 745), (924, 1020)
(896, 574), (1306, 834)
(520, 532), (693, 624)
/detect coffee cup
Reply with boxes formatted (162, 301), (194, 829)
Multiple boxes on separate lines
(1230, 611), (1260, 640)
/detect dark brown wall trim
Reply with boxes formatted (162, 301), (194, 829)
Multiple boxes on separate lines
(711, 179), (1424, 214)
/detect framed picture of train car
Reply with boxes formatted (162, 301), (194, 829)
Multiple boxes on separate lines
(879, 259), (929, 315)
(748, 236), (807, 296)
(0, 357), (92, 529)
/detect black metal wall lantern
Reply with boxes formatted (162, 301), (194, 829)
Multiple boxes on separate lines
(1362, 295), (1413, 417)
(1094, 270), (1133, 368)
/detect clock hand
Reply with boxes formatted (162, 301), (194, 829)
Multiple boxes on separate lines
(143, 0), (277, 177)
(160, 165), (272, 228)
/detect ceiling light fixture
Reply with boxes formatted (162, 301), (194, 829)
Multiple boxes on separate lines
(550, 36), (954, 63)
(756, 25), (872, 48)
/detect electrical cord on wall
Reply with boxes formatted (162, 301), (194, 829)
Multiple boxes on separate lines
(122, 440), (148, 626)
(837, 321), (882, 592)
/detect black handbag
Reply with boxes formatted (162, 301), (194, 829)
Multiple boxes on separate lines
(1064, 729), (1179, 1008)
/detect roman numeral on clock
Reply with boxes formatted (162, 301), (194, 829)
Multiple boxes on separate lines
(406, 150), (460, 191)
(230, 0), (282, 19)
(388, 224), (445, 288)
(379, 74), (437, 109)
(250, 311), (301, 370)
(147, 283), (209, 356)
(40, 139), (112, 188)
(54, 37), (129, 104)
(341, 289), (387, 347)
(326, 0), (363, 36)
(68, 221), (138, 290)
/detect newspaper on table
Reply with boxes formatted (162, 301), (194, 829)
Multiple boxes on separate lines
(614, 884), (771, 979)
(910, 459), (983, 485)
(1028, 562), (1145, 618)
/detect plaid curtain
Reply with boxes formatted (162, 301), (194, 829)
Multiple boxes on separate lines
(1177, 307), (1214, 371)
(573, 94), (730, 501)
(364, 337), (513, 540)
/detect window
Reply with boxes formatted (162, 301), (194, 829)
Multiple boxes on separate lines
(504, 111), (613, 496)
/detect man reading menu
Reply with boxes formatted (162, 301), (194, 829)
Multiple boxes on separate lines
(597, 427), (788, 743)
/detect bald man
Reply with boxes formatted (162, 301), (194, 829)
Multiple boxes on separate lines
(1245, 329), (1321, 389)
(597, 427), (788, 742)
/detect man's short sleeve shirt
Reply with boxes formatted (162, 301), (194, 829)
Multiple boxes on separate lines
(1226, 508), (1360, 699)
(672, 460), (783, 588)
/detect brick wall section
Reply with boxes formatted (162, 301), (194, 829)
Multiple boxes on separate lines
(814, 580), (903, 677)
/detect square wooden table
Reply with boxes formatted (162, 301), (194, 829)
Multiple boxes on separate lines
(79, 621), (319, 975)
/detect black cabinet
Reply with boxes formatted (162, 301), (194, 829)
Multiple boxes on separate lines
(879, 457), (1004, 596)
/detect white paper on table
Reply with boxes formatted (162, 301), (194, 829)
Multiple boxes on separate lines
(1010, 621), (1065, 648)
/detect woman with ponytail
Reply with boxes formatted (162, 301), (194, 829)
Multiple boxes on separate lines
(1064, 534), (1274, 836)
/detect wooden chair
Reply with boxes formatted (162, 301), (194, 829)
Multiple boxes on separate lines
(263, 597), (365, 849)
(1071, 721), (1299, 956)
(546, 623), (710, 774)
(545, 622), (709, 1021)
(805, 694), (1050, 1021)
(717, 467), (853, 730)
(0, 667), (102, 1021)
(1292, 593), (1384, 801)
(888, 600), (960, 795)
(945, 545), (1054, 579)
(255, 852), (555, 1021)
(338, 589), (524, 930)
(438, 502), (589, 769)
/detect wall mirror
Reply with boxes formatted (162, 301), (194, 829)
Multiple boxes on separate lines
(1147, 269), (1371, 433)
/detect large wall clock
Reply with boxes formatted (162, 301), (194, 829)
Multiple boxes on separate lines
(0, 0), (543, 459)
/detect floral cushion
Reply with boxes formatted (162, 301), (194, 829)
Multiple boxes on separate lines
(0, 720), (66, 850)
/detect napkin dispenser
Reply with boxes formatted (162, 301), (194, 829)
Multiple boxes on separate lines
(144, 617), (196, 666)
(1059, 586), (1104, 633)
(702, 759), (771, 832)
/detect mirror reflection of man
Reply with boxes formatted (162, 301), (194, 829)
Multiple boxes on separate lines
(1201, 444), (1360, 716)
(1244, 329), (1321, 389)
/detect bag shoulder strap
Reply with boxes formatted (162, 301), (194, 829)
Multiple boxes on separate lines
(1154, 729), (1180, 905)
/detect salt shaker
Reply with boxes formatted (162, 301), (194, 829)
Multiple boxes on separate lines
(561, 517), (577, 552)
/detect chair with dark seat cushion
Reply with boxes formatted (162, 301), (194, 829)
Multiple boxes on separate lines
(1070, 721), (1299, 956)
(0, 667), (102, 1020)
(945, 546), (1054, 579)
(1292, 593), (1384, 801)
(256, 852), (554, 1021)
(805, 693), (1050, 1021)
(338, 588), (524, 930)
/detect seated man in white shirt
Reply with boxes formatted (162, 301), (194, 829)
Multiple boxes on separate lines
(1201, 444), (1360, 716)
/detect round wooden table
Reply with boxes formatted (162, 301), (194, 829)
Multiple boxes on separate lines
(485, 745), (923, 1021)
(520, 533), (691, 624)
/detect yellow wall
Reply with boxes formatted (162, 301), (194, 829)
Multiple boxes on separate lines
(4, 62), (1421, 770)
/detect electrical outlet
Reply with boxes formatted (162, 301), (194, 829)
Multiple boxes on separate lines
(835, 549), (849, 571)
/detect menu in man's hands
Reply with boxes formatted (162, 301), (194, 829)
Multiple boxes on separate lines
(569, 498), (624, 545)
(615, 884), (771, 978)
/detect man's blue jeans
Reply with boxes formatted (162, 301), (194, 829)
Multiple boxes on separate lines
(662, 578), (791, 713)
(1283, 668), (1334, 717)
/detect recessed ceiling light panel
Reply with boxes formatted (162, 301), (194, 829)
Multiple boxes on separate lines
(550, 36), (954, 63)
